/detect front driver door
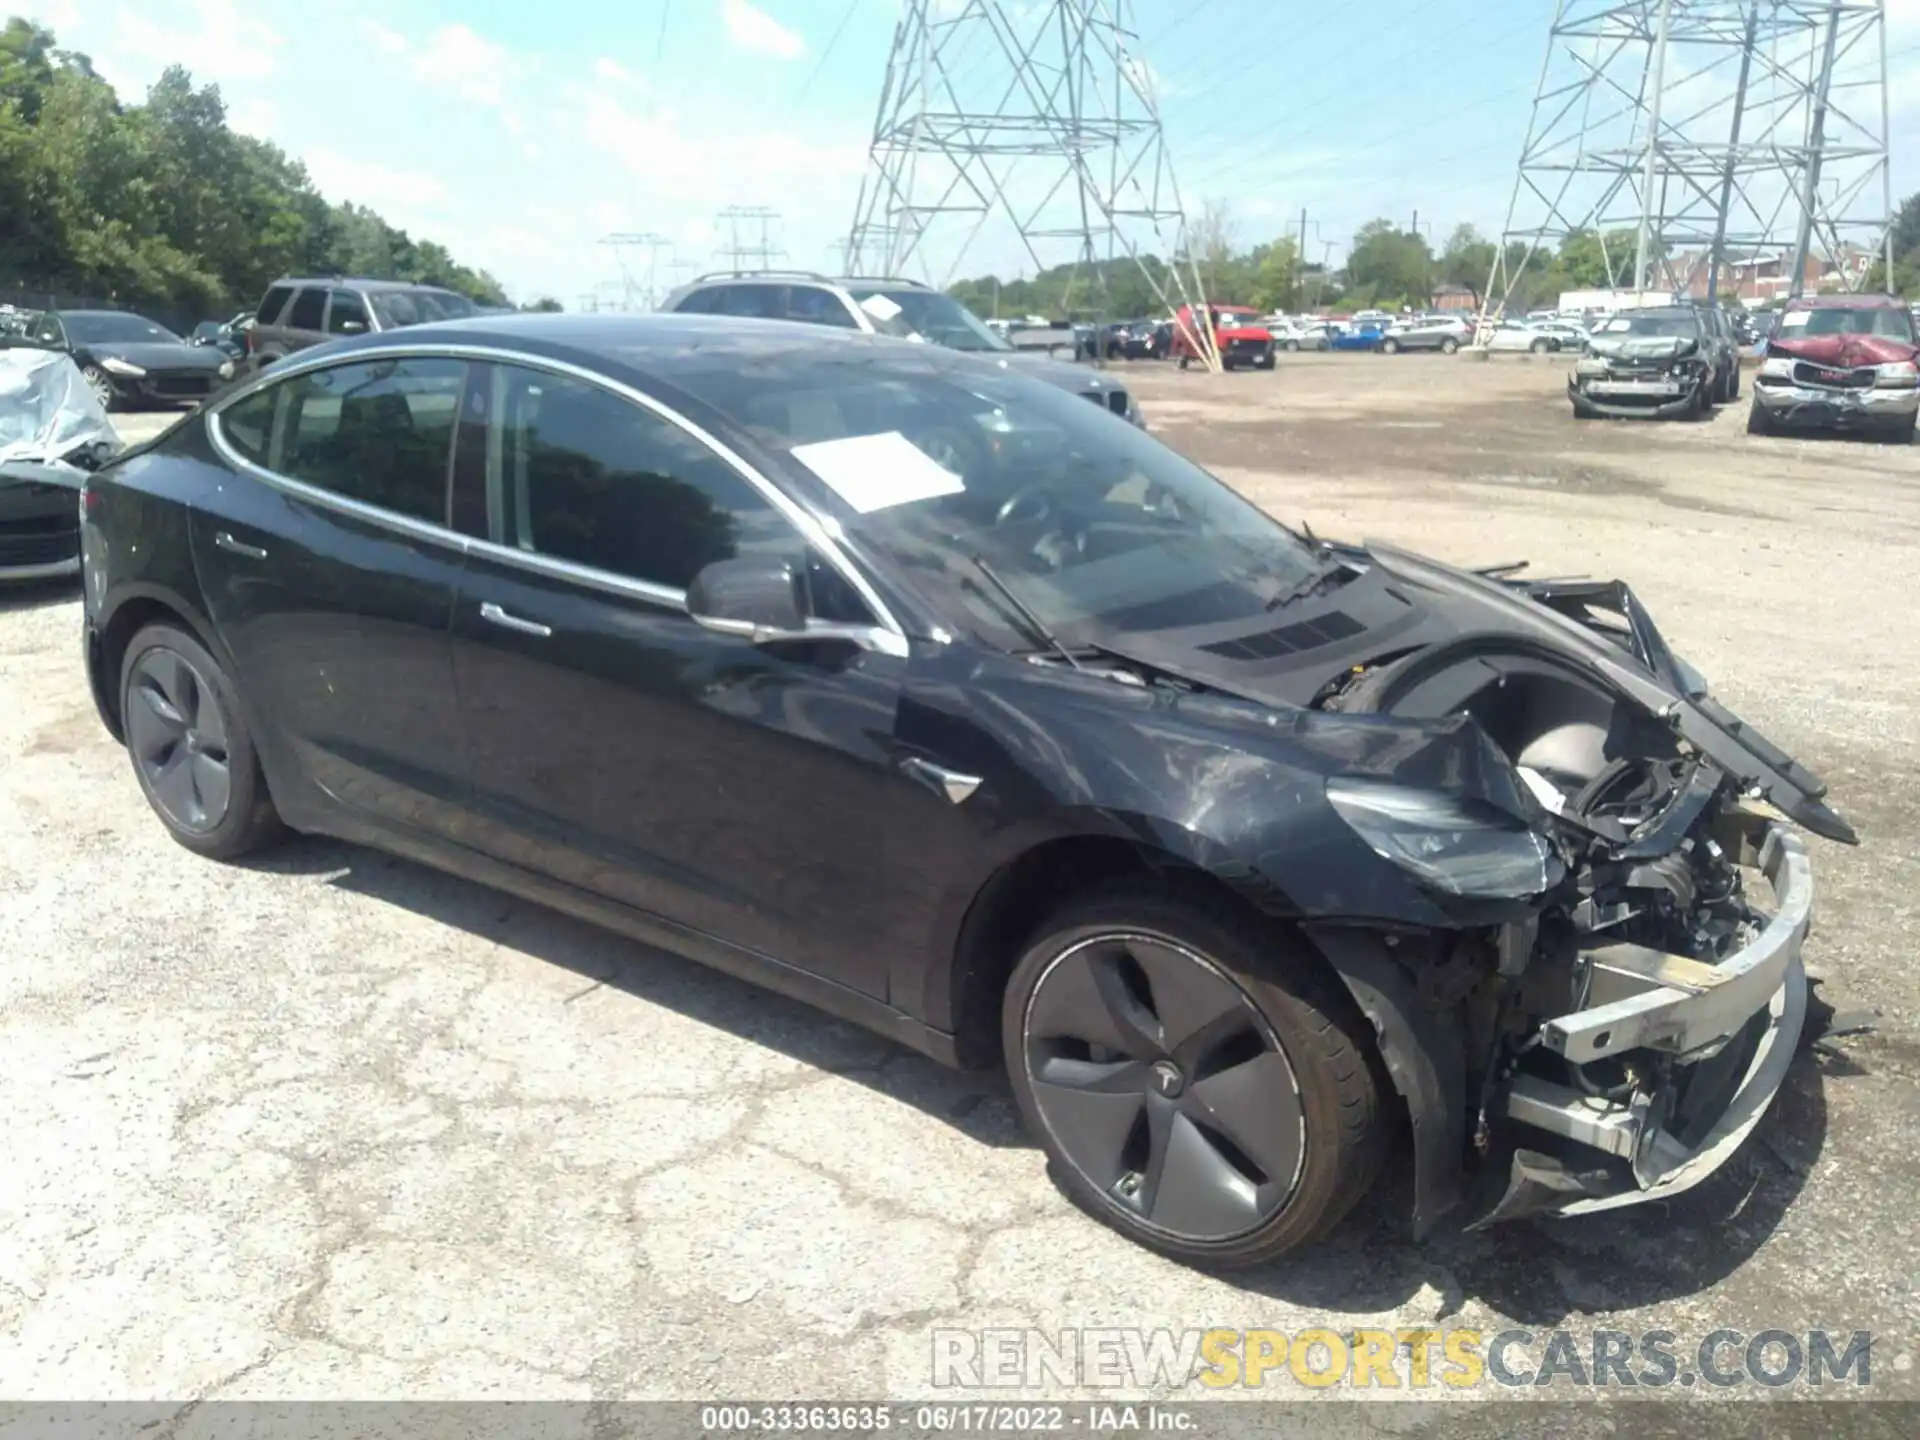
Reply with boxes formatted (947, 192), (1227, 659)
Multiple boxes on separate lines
(447, 361), (962, 1000)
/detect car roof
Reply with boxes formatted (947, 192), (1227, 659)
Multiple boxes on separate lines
(1782, 293), (1903, 310)
(271, 277), (460, 293)
(283, 312), (1011, 391)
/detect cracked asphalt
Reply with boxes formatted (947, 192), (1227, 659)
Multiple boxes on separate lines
(1, 358), (1916, 1416)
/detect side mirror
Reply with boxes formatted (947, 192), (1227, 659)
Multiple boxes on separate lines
(686, 555), (808, 641)
(685, 555), (906, 656)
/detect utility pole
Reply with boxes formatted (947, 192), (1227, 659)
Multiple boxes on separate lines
(600, 232), (672, 309)
(847, 0), (1219, 370)
(1789, 2), (1845, 300)
(1296, 207), (1308, 311)
(1633, 0), (1675, 307)
(715, 205), (787, 275)
(1483, 0), (1892, 331)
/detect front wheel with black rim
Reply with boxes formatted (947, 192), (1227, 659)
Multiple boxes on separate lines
(81, 364), (118, 412)
(121, 622), (284, 860)
(1003, 884), (1386, 1268)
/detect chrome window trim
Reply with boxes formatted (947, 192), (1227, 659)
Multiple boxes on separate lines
(203, 340), (915, 654)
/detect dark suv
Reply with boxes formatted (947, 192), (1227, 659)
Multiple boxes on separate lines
(247, 278), (479, 370)
(659, 271), (1142, 425)
(1569, 304), (1733, 420)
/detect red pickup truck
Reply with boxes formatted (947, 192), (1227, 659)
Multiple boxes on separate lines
(1750, 294), (1919, 442)
(1171, 305), (1276, 371)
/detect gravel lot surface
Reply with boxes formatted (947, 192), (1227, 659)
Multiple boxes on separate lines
(3, 359), (1916, 1420)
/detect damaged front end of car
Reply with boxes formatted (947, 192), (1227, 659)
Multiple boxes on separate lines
(1310, 545), (1853, 1233)
(1570, 335), (1711, 420)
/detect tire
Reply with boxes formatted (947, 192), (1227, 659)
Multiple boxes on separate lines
(1381, 338), (1400, 355)
(1177, 355), (1191, 371)
(1002, 881), (1387, 1269)
(1529, 338), (1552, 355)
(1256, 353), (1276, 370)
(1440, 337), (1459, 355)
(1878, 415), (1916, 445)
(1284, 340), (1300, 353)
(120, 622), (284, 860)
(81, 364), (118, 412)
(1746, 399), (1774, 436)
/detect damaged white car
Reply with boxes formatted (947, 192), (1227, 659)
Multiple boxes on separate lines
(1, 345), (122, 580)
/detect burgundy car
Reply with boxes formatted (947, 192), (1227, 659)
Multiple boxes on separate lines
(1749, 294), (1919, 441)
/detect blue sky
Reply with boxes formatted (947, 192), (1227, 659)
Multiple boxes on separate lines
(23, 0), (1920, 304)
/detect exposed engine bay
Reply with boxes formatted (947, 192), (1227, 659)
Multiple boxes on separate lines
(1030, 537), (1847, 1230)
(1318, 568), (1828, 1224)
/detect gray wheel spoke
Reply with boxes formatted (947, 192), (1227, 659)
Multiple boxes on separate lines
(190, 752), (231, 823)
(1128, 941), (1242, 1056)
(1033, 1055), (1152, 1094)
(1144, 1109), (1263, 1236)
(146, 649), (194, 720)
(126, 687), (184, 766)
(190, 677), (228, 751)
(1028, 948), (1150, 1058)
(1185, 1051), (1304, 1190)
(1032, 1082), (1143, 1193)
(149, 747), (201, 827)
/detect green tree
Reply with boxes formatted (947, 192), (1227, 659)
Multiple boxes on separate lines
(1438, 223), (1496, 305)
(0, 17), (506, 318)
(1346, 219), (1433, 308)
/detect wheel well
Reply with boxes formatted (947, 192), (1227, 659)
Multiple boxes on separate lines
(945, 835), (1274, 1070)
(95, 598), (195, 737)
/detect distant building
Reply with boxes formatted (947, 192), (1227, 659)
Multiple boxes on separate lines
(1431, 284), (1478, 312)
(1669, 245), (1878, 302)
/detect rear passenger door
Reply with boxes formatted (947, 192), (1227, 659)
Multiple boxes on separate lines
(192, 354), (476, 837)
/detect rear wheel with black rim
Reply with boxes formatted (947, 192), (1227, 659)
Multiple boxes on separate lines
(120, 623), (284, 860)
(1003, 884), (1386, 1268)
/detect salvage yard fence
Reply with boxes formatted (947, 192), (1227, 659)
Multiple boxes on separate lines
(1, 283), (201, 338)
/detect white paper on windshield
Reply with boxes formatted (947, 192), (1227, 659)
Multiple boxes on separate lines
(790, 430), (966, 514)
(1780, 310), (1810, 328)
(858, 292), (903, 323)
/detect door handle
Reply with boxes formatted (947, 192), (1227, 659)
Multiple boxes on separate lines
(478, 601), (553, 638)
(213, 530), (268, 560)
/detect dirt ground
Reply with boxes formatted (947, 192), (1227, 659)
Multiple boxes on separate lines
(2, 356), (1916, 1420)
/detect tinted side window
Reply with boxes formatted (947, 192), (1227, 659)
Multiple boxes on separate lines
(714, 284), (784, 319)
(256, 285), (295, 326)
(674, 287), (721, 315)
(286, 287), (327, 331)
(787, 286), (860, 328)
(217, 387), (275, 464)
(270, 357), (466, 523)
(487, 365), (803, 590)
(325, 290), (371, 334)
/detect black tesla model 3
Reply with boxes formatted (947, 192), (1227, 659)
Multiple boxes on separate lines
(77, 314), (1850, 1266)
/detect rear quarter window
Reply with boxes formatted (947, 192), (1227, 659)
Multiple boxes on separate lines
(285, 288), (327, 331)
(256, 285), (294, 325)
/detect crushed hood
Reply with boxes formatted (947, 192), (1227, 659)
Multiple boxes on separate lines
(1588, 335), (1698, 363)
(1078, 540), (1856, 845)
(1766, 331), (1916, 367)
(0, 347), (121, 468)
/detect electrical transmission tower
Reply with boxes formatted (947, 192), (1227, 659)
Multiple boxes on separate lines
(714, 206), (788, 275)
(600, 232), (673, 309)
(1481, 0), (1893, 324)
(846, 0), (1222, 369)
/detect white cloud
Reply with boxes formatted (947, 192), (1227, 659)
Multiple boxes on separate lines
(578, 89), (863, 204)
(594, 57), (638, 87)
(100, 0), (284, 96)
(363, 20), (408, 56)
(302, 146), (451, 220)
(411, 23), (513, 107)
(720, 0), (806, 61)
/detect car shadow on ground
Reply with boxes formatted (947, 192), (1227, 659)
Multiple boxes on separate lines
(242, 834), (1026, 1149)
(244, 830), (1835, 1312)
(0, 575), (81, 612)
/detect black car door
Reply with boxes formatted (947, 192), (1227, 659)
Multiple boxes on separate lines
(190, 355), (474, 836)
(446, 360), (954, 1000)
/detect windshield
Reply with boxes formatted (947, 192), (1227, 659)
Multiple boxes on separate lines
(62, 312), (180, 345)
(367, 289), (478, 329)
(1781, 306), (1915, 341)
(846, 289), (1011, 352)
(674, 351), (1320, 649)
(1597, 313), (1698, 339)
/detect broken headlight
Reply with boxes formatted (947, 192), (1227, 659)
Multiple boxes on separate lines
(1325, 778), (1565, 900)
(1757, 355), (1794, 380)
